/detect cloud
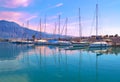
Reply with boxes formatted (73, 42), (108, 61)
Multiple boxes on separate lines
(55, 3), (63, 7)
(0, 11), (38, 24)
(0, 0), (32, 8)
(50, 3), (63, 9)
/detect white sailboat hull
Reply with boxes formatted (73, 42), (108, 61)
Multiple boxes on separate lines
(71, 41), (89, 47)
(89, 42), (110, 48)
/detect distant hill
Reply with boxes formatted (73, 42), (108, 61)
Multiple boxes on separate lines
(0, 20), (54, 39)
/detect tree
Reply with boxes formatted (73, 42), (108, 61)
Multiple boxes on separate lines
(114, 34), (118, 37)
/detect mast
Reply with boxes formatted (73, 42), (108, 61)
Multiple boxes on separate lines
(53, 22), (57, 39)
(96, 1), (98, 37)
(58, 15), (61, 39)
(79, 8), (82, 40)
(65, 18), (68, 39)
(27, 20), (29, 40)
(39, 18), (42, 39)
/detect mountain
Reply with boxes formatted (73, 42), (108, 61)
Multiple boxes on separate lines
(0, 20), (54, 39)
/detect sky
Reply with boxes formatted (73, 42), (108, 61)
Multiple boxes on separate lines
(0, 0), (120, 37)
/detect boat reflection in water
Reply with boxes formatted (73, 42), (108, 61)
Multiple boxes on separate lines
(0, 42), (120, 82)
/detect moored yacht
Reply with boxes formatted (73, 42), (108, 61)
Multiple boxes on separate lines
(47, 39), (71, 46)
(10, 39), (34, 44)
(89, 41), (110, 48)
(34, 39), (48, 45)
(57, 40), (71, 46)
(70, 8), (89, 48)
(71, 41), (89, 47)
(89, 2), (111, 48)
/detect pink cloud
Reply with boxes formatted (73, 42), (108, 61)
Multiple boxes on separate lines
(0, 11), (94, 36)
(0, 0), (32, 8)
(0, 11), (38, 25)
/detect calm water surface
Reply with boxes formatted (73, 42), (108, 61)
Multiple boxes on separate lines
(0, 42), (120, 82)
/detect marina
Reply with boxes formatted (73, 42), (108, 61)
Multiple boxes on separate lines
(0, 42), (120, 82)
(0, 0), (120, 82)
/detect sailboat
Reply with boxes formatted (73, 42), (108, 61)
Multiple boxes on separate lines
(89, 1), (110, 48)
(71, 8), (89, 47)
(57, 17), (71, 46)
(34, 17), (48, 45)
(47, 22), (59, 45)
(48, 15), (71, 46)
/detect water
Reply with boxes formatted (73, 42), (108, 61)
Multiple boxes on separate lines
(0, 42), (120, 82)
